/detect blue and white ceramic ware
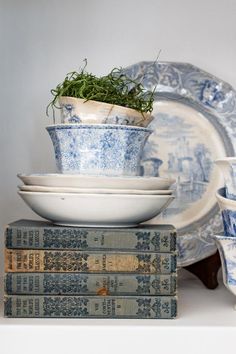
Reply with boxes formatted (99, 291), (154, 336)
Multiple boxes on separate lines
(215, 158), (236, 200)
(59, 97), (153, 127)
(46, 124), (152, 176)
(124, 60), (236, 266)
(213, 235), (236, 299)
(216, 187), (236, 236)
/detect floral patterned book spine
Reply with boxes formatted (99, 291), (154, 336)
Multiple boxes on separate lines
(5, 273), (177, 295)
(5, 219), (176, 252)
(4, 295), (177, 319)
(5, 250), (177, 274)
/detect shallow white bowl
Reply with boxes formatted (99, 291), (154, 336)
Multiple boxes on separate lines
(19, 185), (174, 195)
(17, 174), (175, 190)
(18, 191), (174, 227)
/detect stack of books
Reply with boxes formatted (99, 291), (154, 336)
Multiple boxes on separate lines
(4, 220), (177, 319)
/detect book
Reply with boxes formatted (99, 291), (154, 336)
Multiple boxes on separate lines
(5, 219), (176, 252)
(5, 249), (176, 273)
(5, 272), (177, 295)
(4, 295), (177, 318)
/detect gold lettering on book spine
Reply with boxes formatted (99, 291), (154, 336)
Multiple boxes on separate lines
(5, 250), (44, 272)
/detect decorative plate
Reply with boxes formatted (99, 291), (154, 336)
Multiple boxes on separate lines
(125, 61), (236, 266)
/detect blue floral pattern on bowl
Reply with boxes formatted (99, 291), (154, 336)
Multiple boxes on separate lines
(46, 124), (152, 176)
(62, 104), (81, 123)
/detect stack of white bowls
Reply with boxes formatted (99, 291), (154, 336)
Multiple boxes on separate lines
(18, 98), (175, 227)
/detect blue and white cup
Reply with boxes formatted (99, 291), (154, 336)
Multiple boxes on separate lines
(215, 158), (236, 200)
(216, 187), (236, 236)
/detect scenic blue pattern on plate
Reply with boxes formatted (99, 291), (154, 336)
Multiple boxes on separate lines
(125, 61), (236, 266)
(141, 112), (213, 217)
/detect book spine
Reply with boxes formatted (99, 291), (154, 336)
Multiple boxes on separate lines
(5, 273), (177, 295)
(4, 295), (177, 319)
(5, 225), (176, 252)
(5, 250), (176, 273)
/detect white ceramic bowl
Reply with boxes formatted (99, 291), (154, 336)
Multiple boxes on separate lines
(59, 97), (153, 127)
(18, 191), (174, 227)
(17, 174), (176, 190)
(18, 185), (174, 195)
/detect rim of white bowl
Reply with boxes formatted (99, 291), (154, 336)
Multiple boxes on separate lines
(17, 173), (175, 182)
(214, 235), (236, 241)
(215, 157), (236, 164)
(18, 185), (174, 194)
(216, 187), (236, 209)
(18, 191), (175, 199)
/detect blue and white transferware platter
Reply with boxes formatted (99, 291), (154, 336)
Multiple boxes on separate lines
(125, 61), (236, 266)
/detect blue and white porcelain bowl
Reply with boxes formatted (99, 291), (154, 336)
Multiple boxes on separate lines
(59, 97), (153, 127)
(216, 187), (236, 236)
(46, 124), (152, 176)
(213, 235), (236, 299)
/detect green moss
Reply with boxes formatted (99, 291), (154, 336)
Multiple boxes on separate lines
(47, 60), (154, 119)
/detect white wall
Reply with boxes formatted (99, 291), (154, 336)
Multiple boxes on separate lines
(0, 0), (236, 273)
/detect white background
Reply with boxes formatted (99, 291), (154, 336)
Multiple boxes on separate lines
(0, 0), (236, 269)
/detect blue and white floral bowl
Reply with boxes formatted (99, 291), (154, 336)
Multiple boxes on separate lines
(213, 235), (236, 299)
(216, 187), (236, 237)
(46, 124), (152, 176)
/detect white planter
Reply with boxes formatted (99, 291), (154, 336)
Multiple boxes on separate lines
(59, 96), (153, 127)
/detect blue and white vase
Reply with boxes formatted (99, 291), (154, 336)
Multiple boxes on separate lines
(47, 124), (152, 176)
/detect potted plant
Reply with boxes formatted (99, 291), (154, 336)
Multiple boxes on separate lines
(47, 60), (154, 127)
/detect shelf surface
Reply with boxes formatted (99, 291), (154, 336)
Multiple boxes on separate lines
(0, 270), (236, 354)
